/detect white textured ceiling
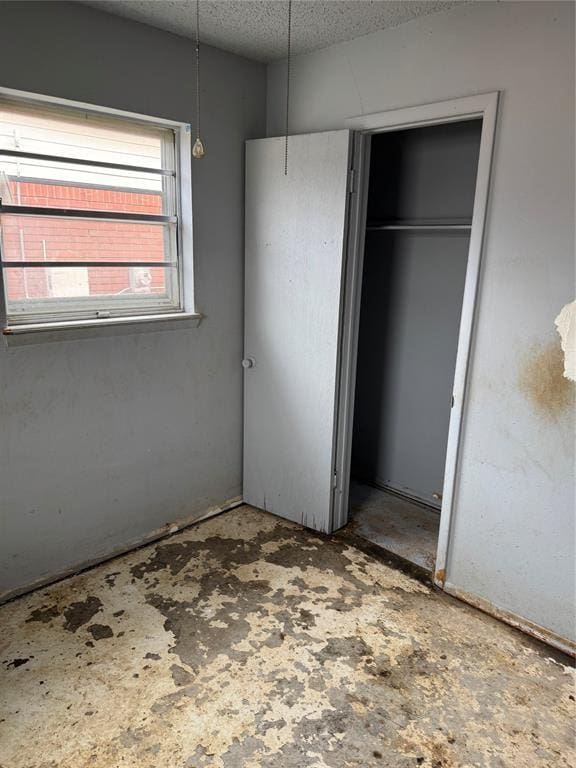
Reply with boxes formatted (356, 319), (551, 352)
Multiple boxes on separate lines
(81, 1), (462, 62)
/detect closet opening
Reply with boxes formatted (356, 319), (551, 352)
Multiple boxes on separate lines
(347, 119), (483, 574)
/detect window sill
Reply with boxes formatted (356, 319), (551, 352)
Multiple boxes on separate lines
(3, 311), (203, 346)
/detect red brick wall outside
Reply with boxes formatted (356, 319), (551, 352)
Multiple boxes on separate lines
(3, 181), (167, 302)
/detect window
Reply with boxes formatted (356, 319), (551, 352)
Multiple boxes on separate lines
(0, 89), (193, 331)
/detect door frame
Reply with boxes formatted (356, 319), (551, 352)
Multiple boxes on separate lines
(332, 93), (499, 588)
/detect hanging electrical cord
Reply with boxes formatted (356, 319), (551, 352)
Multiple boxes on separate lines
(192, 0), (205, 159)
(284, 0), (292, 175)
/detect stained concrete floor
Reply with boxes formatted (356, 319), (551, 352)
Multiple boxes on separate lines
(1, 506), (574, 768)
(350, 482), (440, 572)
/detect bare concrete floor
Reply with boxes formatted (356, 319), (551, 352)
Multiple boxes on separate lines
(350, 482), (440, 572)
(1, 506), (574, 768)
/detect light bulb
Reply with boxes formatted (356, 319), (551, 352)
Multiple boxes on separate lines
(192, 137), (205, 159)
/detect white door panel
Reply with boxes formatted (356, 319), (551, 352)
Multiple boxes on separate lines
(243, 130), (352, 532)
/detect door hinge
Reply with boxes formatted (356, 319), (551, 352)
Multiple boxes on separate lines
(332, 470), (338, 489)
(348, 169), (357, 194)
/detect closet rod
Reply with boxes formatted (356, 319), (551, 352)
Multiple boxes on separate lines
(366, 224), (471, 231)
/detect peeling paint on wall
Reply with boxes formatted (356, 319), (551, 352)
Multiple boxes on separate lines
(555, 300), (576, 382)
(518, 340), (573, 419)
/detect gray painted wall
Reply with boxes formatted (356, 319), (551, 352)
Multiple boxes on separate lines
(352, 231), (470, 505)
(0, 2), (266, 595)
(268, 1), (575, 642)
(352, 122), (481, 507)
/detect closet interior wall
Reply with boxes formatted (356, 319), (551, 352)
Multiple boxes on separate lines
(351, 120), (483, 509)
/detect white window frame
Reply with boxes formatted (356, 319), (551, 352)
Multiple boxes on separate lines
(0, 86), (198, 338)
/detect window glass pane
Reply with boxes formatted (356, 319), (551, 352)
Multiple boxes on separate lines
(0, 99), (173, 170)
(4, 265), (179, 317)
(0, 157), (174, 215)
(0, 214), (175, 264)
(0, 95), (186, 325)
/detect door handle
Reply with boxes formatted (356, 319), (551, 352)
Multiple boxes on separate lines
(242, 357), (256, 369)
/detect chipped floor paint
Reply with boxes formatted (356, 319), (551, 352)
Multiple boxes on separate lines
(0, 506), (574, 767)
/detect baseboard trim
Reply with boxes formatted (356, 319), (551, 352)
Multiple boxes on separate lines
(352, 476), (441, 513)
(0, 496), (244, 605)
(443, 581), (575, 659)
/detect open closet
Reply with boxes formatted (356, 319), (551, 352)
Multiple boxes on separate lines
(243, 94), (497, 563)
(348, 120), (483, 572)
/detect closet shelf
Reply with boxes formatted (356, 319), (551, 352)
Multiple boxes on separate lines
(366, 221), (472, 232)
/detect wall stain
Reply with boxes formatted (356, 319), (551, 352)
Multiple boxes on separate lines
(518, 340), (573, 419)
(434, 569), (446, 585)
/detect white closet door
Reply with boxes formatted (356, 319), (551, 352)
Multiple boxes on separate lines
(243, 131), (352, 532)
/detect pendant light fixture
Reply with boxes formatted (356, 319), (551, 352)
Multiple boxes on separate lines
(284, 0), (293, 175)
(192, 0), (205, 159)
